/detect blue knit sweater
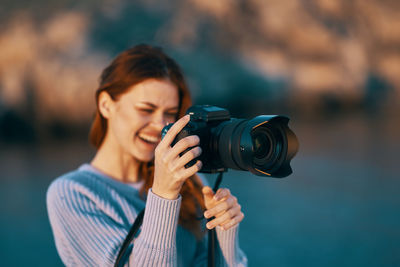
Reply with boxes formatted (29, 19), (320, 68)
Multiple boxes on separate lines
(46, 164), (247, 266)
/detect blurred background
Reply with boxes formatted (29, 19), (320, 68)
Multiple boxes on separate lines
(0, 0), (399, 266)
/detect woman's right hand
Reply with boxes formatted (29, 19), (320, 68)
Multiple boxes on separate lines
(152, 115), (203, 200)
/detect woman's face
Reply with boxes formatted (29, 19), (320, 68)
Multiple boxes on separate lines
(104, 78), (180, 162)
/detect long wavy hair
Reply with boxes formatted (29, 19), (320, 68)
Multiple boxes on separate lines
(89, 44), (205, 239)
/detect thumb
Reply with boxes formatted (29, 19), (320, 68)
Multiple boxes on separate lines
(202, 186), (215, 208)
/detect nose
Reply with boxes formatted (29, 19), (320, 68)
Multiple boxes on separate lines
(150, 112), (167, 132)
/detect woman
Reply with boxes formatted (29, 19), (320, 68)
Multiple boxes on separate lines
(47, 44), (247, 266)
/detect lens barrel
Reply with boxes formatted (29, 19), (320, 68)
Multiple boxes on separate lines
(217, 115), (298, 177)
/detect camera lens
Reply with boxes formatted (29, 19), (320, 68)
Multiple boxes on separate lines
(251, 126), (283, 168)
(252, 129), (272, 160)
(216, 115), (297, 177)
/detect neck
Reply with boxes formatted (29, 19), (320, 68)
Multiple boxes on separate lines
(91, 137), (140, 183)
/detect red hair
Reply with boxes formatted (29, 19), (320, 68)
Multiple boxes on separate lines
(89, 44), (205, 238)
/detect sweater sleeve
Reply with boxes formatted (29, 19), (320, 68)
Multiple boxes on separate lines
(47, 177), (182, 267)
(47, 178), (128, 266)
(192, 222), (247, 266)
(215, 225), (248, 266)
(129, 189), (181, 266)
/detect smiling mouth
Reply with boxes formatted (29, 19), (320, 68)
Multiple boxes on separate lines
(138, 133), (160, 144)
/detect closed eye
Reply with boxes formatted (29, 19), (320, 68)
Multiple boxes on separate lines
(138, 108), (154, 114)
(165, 112), (178, 117)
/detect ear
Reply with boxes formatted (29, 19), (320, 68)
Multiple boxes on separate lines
(98, 91), (115, 119)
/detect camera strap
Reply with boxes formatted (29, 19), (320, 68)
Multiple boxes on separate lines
(114, 209), (145, 267)
(114, 172), (224, 267)
(207, 171), (223, 267)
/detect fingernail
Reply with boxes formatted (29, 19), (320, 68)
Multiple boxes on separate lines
(204, 211), (209, 218)
(206, 223), (212, 229)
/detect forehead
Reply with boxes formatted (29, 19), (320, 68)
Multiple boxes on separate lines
(122, 79), (179, 107)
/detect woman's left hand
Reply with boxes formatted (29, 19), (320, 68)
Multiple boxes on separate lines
(202, 186), (244, 230)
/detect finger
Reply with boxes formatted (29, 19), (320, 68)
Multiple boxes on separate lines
(202, 186), (214, 196)
(203, 188), (230, 212)
(203, 196), (237, 219)
(159, 115), (190, 148)
(206, 205), (241, 229)
(175, 160), (203, 182)
(214, 188), (231, 201)
(165, 135), (200, 162)
(206, 211), (231, 229)
(174, 146), (202, 169)
(202, 186), (215, 208)
(220, 212), (245, 230)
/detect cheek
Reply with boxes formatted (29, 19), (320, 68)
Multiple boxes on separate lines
(109, 119), (128, 144)
(110, 111), (137, 140)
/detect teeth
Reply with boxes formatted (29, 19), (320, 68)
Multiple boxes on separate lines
(138, 133), (159, 143)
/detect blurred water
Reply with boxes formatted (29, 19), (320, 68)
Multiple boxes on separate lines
(0, 115), (399, 266)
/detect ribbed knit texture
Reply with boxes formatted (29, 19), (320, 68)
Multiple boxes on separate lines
(47, 164), (247, 266)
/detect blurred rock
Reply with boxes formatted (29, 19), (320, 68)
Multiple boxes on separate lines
(0, 11), (109, 141)
(1, 0), (400, 141)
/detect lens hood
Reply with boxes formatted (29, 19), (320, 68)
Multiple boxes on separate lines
(239, 115), (298, 177)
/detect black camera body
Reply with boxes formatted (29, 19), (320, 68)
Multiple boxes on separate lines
(162, 105), (298, 178)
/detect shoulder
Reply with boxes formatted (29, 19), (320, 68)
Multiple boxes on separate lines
(47, 168), (89, 196)
(46, 167), (103, 209)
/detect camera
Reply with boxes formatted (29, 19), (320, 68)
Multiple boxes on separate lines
(161, 105), (298, 178)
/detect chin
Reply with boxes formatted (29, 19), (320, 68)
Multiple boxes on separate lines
(140, 156), (154, 163)
(132, 152), (154, 163)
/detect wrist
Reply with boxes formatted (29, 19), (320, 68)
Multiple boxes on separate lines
(151, 186), (179, 200)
